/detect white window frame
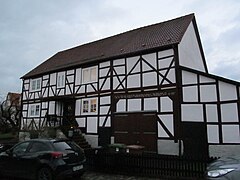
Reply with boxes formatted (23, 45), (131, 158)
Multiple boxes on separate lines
(57, 72), (65, 88)
(82, 66), (97, 84)
(81, 98), (98, 114)
(30, 78), (41, 92)
(29, 104), (41, 117)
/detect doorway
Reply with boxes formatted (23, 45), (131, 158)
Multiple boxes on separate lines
(62, 99), (77, 127)
(113, 112), (157, 152)
(182, 122), (209, 158)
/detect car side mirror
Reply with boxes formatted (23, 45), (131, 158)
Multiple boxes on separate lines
(6, 149), (12, 155)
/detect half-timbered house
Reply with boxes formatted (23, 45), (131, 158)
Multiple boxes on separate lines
(21, 14), (240, 158)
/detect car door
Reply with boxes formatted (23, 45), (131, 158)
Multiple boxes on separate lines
(2, 141), (31, 178)
(26, 141), (52, 176)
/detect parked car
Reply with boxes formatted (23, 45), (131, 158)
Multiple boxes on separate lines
(0, 138), (86, 180)
(206, 156), (240, 179)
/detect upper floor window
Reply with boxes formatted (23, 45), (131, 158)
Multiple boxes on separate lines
(30, 78), (41, 91)
(82, 98), (97, 114)
(57, 72), (65, 88)
(29, 104), (40, 117)
(82, 66), (97, 84)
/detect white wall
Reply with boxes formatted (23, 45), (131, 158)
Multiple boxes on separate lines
(179, 22), (206, 72)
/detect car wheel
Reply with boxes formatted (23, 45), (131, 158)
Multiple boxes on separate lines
(37, 167), (53, 180)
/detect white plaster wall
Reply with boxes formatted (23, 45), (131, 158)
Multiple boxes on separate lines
(221, 103), (239, 122)
(100, 106), (109, 114)
(222, 125), (240, 143)
(160, 97), (173, 112)
(209, 145), (240, 157)
(99, 68), (109, 77)
(200, 85), (217, 102)
(100, 61), (110, 68)
(143, 72), (157, 86)
(113, 58), (125, 66)
(128, 99), (141, 111)
(75, 99), (81, 116)
(200, 75), (215, 83)
(50, 73), (56, 85)
(206, 105), (218, 122)
(158, 49), (174, 58)
(75, 68), (82, 85)
(100, 78), (110, 90)
(207, 125), (219, 143)
(84, 134), (99, 148)
(67, 75), (74, 83)
(166, 69), (176, 83)
(182, 71), (197, 85)
(181, 104), (203, 122)
(183, 86), (198, 102)
(144, 98), (158, 111)
(179, 22), (206, 72)
(219, 81), (237, 101)
(159, 115), (174, 136)
(117, 99), (126, 112)
(127, 74), (140, 88)
(157, 140), (179, 155)
(99, 116), (111, 127)
(114, 66), (125, 75)
(100, 96), (110, 105)
(157, 121), (168, 137)
(113, 76), (124, 89)
(76, 117), (85, 127)
(142, 53), (156, 71)
(86, 117), (98, 133)
(127, 56), (139, 73)
(49, 101), (55, 114)
(158, 57), (173, 69)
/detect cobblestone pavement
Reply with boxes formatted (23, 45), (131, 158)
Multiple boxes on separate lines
(80, 171), (160, 180)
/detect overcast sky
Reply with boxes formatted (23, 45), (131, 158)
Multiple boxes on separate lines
(0, 0), (240, 98)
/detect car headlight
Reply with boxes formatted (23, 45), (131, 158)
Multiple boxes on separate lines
(207, 168), (235, 177)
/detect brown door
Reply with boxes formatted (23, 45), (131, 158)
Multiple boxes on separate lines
(63, 99), (77, 127)
(182, 122), (209, 159)
(113, 112), (157, 152)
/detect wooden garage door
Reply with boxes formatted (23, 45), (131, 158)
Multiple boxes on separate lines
(113, 112), (157, 152)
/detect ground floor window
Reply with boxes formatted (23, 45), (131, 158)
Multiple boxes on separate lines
(82, 98), (97, 114)
(29, 104), (40, 117)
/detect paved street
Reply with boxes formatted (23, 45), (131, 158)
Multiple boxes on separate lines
(1, 170), (203, 179)
(80, 171), (159, 180)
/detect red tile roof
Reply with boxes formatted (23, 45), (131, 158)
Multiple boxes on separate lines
(22, 14), (194, 79)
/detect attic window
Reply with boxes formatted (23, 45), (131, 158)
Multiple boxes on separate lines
(57, 72), (65, 88)
(82, 66), (97, 84)
(30, 78), (41, 91)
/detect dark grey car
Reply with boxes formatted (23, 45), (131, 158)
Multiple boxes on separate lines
(0, 138), (86, 180)
(206, 156), (240, 180)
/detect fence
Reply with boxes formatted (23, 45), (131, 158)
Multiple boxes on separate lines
(85, 149), (217, 179)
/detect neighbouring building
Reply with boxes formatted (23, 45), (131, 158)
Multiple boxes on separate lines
(21, 14), (240, 158)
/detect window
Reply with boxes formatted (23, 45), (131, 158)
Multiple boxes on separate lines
(82, 66), (97, 83)
(29, 104), (40, 117)
(29, 142), (50, 153)
(82, 98), (97, 114)
(90, 99), (97, 112)
(12, 142), (30, 156)
(30, 78), (41, 91)
(57, 72), (65, 88)
(83, 100), (89, 113)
